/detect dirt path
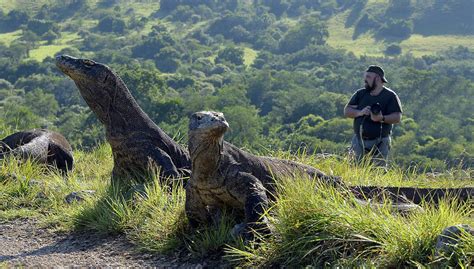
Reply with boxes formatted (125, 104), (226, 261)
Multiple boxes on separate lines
(0, 219), (205, 267)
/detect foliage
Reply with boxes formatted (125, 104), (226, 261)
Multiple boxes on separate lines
(226, 176), (473, 267)
(0, 146), (472, 266)
(0, 0), (472, 169)
(215, 47), (244, 66)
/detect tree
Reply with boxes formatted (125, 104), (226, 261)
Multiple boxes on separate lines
(1, 103), (41, 130)
(222, 105), (263, 147)
(155, 46), (180, 72)
(24, 89), (59, 118)
(96, 15), (126, 33)
(385, 44), (402, 56)
(43, 30), (59, 44)
(278, 15), (328, 53)
(1, 10), (29, 32)
(26, 19), (59, 36)
(215, 47), (244, 66)
(377, 19), (413, 40)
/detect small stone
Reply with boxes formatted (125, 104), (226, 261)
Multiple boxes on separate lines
(230, 223), (246, 238)
(435, 224), (474, 257)
(65, 190), (96, 204)
(36, 191), (47, 199)
(28, 179), (45, 187)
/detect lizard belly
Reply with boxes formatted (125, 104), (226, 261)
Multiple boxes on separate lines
(197, 187), (242, 208)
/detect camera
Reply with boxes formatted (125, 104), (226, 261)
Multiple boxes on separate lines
(370, 102), (382, 114)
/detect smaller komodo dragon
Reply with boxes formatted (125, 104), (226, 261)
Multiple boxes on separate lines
(185, 111), (343, 239)
(0, 129), (73, 173)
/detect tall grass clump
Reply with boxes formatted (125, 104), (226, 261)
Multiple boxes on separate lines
(73, 171), (240, 257)
(0, 143), (113, 227)
(226, 176), (473, 267)
(1, 140), (472, 264)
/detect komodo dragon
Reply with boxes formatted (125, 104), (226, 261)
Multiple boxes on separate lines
(0, 129), (73, 173)
(185, 111), (473, 239)
(55, 55), (191, 182)
(185, 111), (343, 238)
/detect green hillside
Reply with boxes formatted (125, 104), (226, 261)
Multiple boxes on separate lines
(0, 0), (473, 266)
(327, 10), (474, 57)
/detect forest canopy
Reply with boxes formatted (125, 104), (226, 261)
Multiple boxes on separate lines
(0, 0), (473, 171)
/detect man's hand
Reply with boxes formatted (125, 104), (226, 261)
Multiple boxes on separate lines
(359, 106), (371, 117)
(370, 111), (383, 122)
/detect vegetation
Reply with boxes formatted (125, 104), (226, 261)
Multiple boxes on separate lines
(1, 0), (472, 171)
(0, 0), (473, 266)
(0, 141), (472, 267)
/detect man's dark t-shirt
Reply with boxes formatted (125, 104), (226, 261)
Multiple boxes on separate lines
(348, 87), (403, 139)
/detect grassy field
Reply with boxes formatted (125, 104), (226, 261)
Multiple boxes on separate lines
(0, 30), (22, 46)
(327, 10), (474, 57)
(0, 140), (472, 266)
(28, 32), (82, 62)
(0, 0), (53, 13)
(243, 47), (258, 67)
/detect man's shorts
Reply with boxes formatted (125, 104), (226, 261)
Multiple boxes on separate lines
(350, 135), (391, 167)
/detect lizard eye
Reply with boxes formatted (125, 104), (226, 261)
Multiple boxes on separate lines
(82, 59), (96, 66)
(197, 115), (202, 120)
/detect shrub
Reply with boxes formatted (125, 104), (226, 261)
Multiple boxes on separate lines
(385, 44), (402, 56)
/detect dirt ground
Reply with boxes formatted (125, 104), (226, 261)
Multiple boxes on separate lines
(0, 218), (209, 268)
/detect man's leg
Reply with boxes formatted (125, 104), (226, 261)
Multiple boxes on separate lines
(373, 136), (391, 168)
(350, 135), (364, 164)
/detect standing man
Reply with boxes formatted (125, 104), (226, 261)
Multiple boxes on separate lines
(344, 65), (403, 167)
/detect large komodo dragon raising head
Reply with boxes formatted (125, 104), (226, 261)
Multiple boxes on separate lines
(0, 129), (73, 173)
(186, 111), (342, 239)
(55, 55), (190, 181)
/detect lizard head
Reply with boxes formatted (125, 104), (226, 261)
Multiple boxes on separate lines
(55, 55), (114, 89)
(189, 111), (229, 138)
(55, 55), (132, 125)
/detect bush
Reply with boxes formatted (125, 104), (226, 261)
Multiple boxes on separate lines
(215, 47), (244, 66)
(43, 30), (59, 44)
(377, 19), (413, 40)
(96, 16), (126, 33)
(385, 44), (402, 56)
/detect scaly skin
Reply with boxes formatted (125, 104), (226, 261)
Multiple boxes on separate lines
(185, 111), (473, 239)
(185, 111), (342, 238)
(55, 55), (191, 182)
(349, 185), (473, 204)
(0, 129), (73, 173)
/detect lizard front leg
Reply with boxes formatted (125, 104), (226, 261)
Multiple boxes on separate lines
(185, 184), (212, 228)
(227, 171), (271, 240)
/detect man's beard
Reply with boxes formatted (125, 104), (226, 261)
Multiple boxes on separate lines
(365, 78), (376, 91)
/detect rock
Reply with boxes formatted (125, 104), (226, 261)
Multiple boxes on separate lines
(28, 179), (44, 188)
(65, 190), (96, 204)
(36, 191), (47, 200)
(435, 224), (474, 257)
(231, 223), (246, 238)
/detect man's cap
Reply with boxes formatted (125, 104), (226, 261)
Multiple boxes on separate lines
(366, 65), (388, 83)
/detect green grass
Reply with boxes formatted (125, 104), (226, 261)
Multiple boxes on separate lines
(327, 10), (474, 57)
(401, 34), (474, 57)
(28, 32), (81, 62)
(0, 0), (52, 13)
(0, 143), (472, 266)
(29, 44), (71, 62)
(226, 177), (473, 267)
(0, 30), (22, 46)
(243, 47), (258, 67)
(0, 143), (113, 230)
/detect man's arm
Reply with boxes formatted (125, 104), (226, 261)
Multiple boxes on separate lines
(371, 112), (402, 124)
(344, 104), (371, 118)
